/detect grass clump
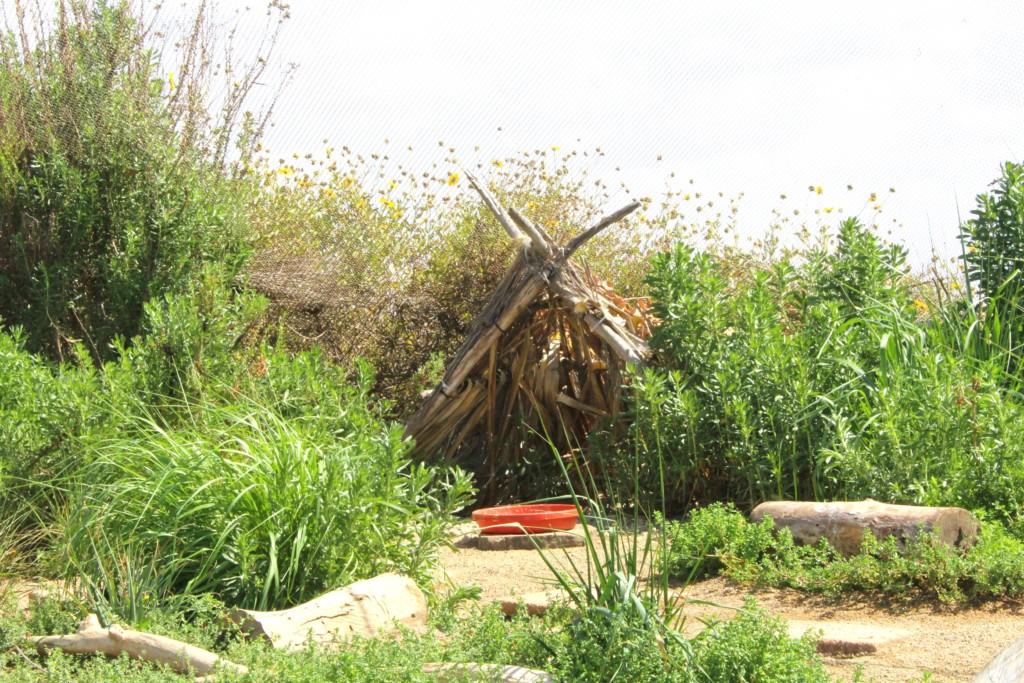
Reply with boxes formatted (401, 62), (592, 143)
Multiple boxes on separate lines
(57, 359), (473, 613)
(659, 503), (1024, 604)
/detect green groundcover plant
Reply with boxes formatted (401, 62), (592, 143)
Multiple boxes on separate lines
(658, 503), (1024, 604)
(0, 581), (834, 682)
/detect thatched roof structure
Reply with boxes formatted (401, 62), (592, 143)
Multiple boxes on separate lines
(405, 173), (654, 503)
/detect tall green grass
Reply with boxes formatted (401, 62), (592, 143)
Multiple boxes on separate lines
(57, 370), (473, 613)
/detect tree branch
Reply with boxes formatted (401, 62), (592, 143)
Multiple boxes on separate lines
(564, 202), (640, 259)
(508, 207), (552, 258)
(464, 170), (529, 247)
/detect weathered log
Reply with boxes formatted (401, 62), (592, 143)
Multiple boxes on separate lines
(750, 499), (979, 556)
(973, 633), (1024, 682)
(32, 613), (247, 677)
(423, 662), (554, 682)
(230, 573), (427, 652)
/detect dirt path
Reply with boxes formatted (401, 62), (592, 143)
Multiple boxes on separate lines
(435, 530), (1024, 682)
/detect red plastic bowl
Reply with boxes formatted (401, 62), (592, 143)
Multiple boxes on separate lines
(471, 504), (579, 535)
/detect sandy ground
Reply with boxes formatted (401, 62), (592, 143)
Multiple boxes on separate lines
(435, 527), (1024, 682)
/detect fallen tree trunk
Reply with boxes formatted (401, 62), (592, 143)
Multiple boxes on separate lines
(973, 633), (1024, 682)
(32, 613), (247, 677)
(750, 499), (979, 556)
(230, 573), (427, 651)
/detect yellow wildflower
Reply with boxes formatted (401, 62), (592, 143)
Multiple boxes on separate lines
(447, 172), (460, 186)
(913, 299), (929, 313)
(815, 186), (824, 195)
(491, 159), (503, 168)
(168, 71), (176, 91)
(277, 166), (294, 175)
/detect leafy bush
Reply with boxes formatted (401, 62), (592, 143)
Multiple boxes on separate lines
(617, 215), (1024, 527)
(960, 161), (1024, 305)
(106, 266), (268, 406)
(659, 505), (1024, 604)
(0, 327), (104, 558)
(0, 266), (270, 564)
(551, 607), (686, 683)
(688, 599), (829, 683)
(0, 1), (278, 361)
(59, 360), (474, 611)
(652, 503), (748, 581)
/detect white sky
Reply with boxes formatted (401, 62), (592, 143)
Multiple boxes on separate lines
(206, 0), (1024, 266)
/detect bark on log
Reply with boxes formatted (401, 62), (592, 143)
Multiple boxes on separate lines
(32, 614), (247, 677)
(230, 573), (427, 652)
(750, 500), (979, 556)
(973, 633), (1024, 682)
(423, 662), (555, 682)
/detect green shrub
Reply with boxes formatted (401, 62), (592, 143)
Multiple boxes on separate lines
(688, 599), (829, 683)
(660, 510), (1024, 604)
(652, 503), (747, 580)
(621, 215), (1024, 527)
(106, 266), (268, 406)
(960, 161), (1024, 305)
(0, 327), (105, 559)
(0, 1), (272, 362)
(552, 608), (684, 683)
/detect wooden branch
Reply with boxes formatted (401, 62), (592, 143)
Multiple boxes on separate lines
(556, 392), (609, 417)
(508, 207), (552, 258)
(583, 313), (648, 366)
(231, 573), (427, 652)
(32, 614), (247, 677)
(410, 275), (547, 429)
(564, 202), (641, 259)
(464, 170), (530, 247)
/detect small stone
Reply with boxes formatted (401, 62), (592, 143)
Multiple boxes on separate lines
(494, 591), (561, 617)
(476, 530), (585, 551)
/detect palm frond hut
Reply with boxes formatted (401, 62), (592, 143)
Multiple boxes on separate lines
(405, 173), (654, 503)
